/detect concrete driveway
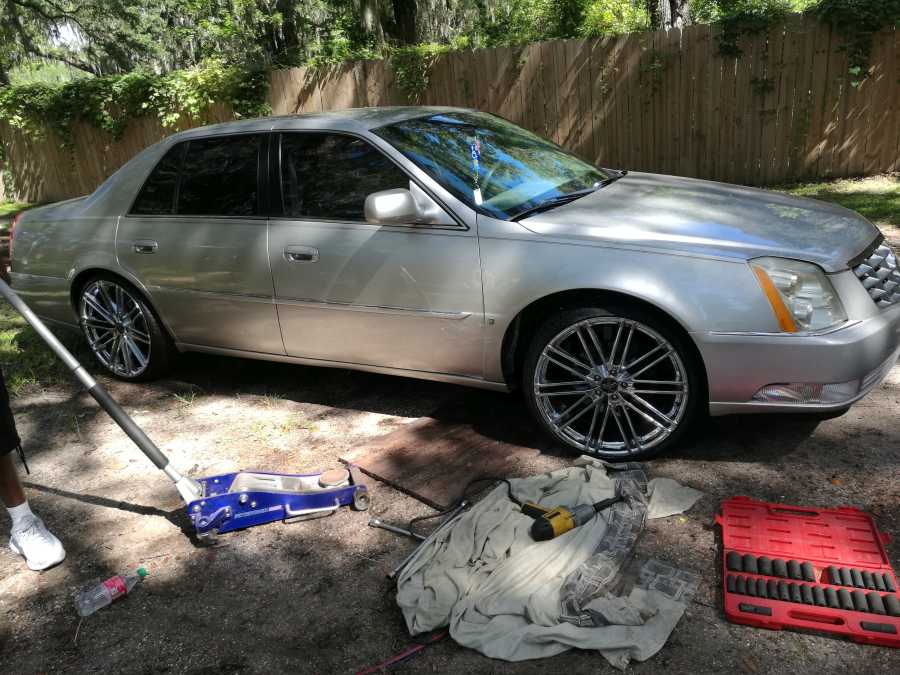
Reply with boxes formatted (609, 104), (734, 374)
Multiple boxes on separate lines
(1, 352), (899, 673)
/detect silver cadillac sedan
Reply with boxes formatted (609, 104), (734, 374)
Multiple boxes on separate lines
(10, 107), (900, 459)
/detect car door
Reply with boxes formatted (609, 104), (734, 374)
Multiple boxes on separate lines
(117, 133), (283, 354)
(268, 131), (484, 377)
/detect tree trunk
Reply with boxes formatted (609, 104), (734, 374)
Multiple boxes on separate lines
(276, 0), (300, 53)
(391, 0), (417, 45)
(360, 0), (384, 44)
(659, 0), (690, 27)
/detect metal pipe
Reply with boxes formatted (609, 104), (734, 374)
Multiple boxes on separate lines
(368, 517), (426, 541)
(388, 500), (469, 581)
(0, 278), (201, 503)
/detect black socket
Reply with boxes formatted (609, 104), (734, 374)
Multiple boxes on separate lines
(884, 594), (900, 617)
(767, 579), (778, 599)
(812, 585), (826, 607)
(838, 589), (854, 611)
(788, 560), (803, 580)
(867, 592), (886, 615)
(828, 566), (841, 585)
(727, 575), (736, 594)
(743, 554), (758, 575)
(884, 574), (897, 593)
(852, 590), (868, 612)
(790, 584), (802, 604)
(747, 577), (757, 597)
(736, 576), (747, 595)
(773, 559), (788, 578)
(840, 567), (854, 587)
(758, 556), (773, 577)
(851, 569), (865, 588)
(801, 562), (816, 582)
(756, 578), (768, 599)
(778, 581), (791, 602)
(726, 551), (742, 572)
(825, 587), (840, 609)
(800, 585), (814, 605)
(874, 574), (887, 593)
(862, 571), (876, 590)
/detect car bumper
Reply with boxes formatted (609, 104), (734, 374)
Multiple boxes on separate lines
(697, 304), (900, 416)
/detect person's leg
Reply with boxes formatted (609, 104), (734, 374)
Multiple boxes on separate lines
(0, 451), (26, 507)
(0, 369), (65, 571)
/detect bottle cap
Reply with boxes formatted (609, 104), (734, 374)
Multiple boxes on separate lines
(137, 567), (148, 579)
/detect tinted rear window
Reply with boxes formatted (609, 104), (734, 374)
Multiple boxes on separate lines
(178, 135), (261, 216)
(131, 144), (184, 215)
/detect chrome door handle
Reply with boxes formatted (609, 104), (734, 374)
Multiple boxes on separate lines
(133, 240), (158, 254)
(284, 245), (319, 263)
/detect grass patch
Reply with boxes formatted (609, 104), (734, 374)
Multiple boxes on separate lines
(0, 300), (89, 396)
(775, 174), (900, 229)
(0, 201), (31, 220)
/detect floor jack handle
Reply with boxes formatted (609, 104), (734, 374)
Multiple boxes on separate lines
(0, 278), (201, 504)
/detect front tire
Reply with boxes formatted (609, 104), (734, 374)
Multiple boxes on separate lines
(522, 304), (703, 460)
(77, 275), (174, 381)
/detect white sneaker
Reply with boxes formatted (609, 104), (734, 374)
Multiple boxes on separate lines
(9, 516), (66, 571)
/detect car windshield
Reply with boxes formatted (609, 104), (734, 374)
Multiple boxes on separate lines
(374, 112), (610, 220)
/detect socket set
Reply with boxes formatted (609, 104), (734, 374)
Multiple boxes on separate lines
(717, 497), (900, 647)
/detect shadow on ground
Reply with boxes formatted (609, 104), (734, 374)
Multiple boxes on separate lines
(1, 351), (898, 674)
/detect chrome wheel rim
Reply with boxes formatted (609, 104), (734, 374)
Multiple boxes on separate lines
(534, 317), (689, 456)
(79, 281), (151, 377)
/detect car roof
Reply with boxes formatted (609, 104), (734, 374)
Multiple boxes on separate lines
(169, 106), (474, 141)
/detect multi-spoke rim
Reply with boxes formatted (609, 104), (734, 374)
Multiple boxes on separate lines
(79, 281), (152, 378)
(534, 317), (689, 456)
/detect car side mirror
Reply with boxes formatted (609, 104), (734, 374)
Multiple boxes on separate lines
(364, 184), (456, 226)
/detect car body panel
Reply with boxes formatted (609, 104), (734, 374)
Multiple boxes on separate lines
(476, 214), (780, 382)
(269, 216), (484, 375)
(9, 107), (899, 422)
(116, 214), (284, 354)
(521, 172), (880, 272)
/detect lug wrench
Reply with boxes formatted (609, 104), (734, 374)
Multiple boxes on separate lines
(368, 517), (426, 541)
(388, 500), (469, 581)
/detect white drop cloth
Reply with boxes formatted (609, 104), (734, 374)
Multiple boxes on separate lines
(396, 459), (702, 668)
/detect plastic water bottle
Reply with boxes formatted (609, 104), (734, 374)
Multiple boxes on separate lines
(75, 568), (147, 617)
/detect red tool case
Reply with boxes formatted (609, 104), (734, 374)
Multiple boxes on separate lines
(716, 496), (900, 647)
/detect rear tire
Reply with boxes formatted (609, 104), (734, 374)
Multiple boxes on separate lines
(77, 274), (175, 381)
(522, 304), (703, 460)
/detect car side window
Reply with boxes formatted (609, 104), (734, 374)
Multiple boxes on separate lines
(280, 133), (409, 221)
(178, 134), (261, 216)
(131, 143), (184, 215)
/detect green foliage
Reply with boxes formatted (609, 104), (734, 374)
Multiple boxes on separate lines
(0, 300), (89, 395)
(0, 201), (29, 220)
(390, 44), (450, 102)
(0, 60), (270, 142)
(581, 0), (651, 37)
(815, 0), (900, 83)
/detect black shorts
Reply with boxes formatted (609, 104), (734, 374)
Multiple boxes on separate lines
(0, 367), (20, 456)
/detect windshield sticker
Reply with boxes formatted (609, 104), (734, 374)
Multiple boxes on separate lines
(470, 138), (483, 205)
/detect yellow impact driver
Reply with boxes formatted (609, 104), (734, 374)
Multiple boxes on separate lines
(522, 494), (623, 541)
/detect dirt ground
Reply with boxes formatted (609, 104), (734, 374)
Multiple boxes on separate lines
(0, 347), (898, 674)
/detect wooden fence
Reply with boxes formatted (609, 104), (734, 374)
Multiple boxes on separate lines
(2, 14), (898, 203)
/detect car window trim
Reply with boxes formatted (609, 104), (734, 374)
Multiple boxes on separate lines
(127, 141), (187, 217)
(127, 131), (267, 220)
(372, 111), (614, 222)
(271, 129), (467, 231)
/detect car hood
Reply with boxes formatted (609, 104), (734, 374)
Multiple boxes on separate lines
(519, 172), (880, 272)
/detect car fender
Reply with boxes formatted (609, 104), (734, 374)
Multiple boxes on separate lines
(477, 222), (778, 382)
(67, 252), (179, 340)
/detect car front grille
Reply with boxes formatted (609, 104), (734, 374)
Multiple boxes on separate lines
(853, 243), (900, 309)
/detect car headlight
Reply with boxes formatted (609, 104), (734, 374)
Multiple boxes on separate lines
(749, 257), (847, 332)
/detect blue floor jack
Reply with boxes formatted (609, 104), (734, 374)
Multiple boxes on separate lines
(0, 279), (370, 539)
